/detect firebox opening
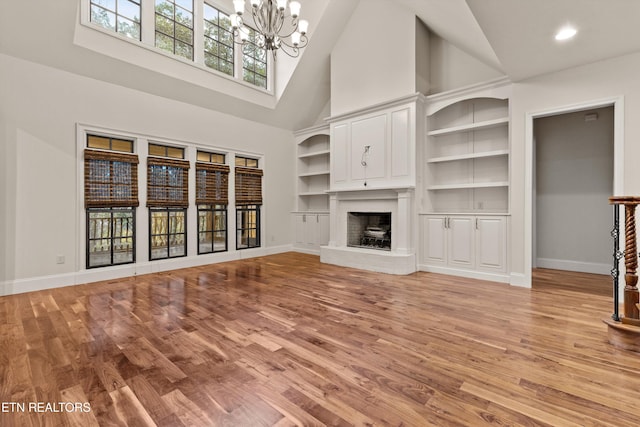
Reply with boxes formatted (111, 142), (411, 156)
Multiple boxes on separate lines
(347, 212), (391, 251)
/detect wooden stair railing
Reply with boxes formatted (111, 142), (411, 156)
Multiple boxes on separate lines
(604, 196), (640, 351)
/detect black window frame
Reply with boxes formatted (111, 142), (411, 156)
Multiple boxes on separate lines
(149, 207), (188, 260)
(197, 204), (228, 254)
(155, 0), (195, 60)
(242, 28), (268, 89)
(203, 3), (234, 76)
(90, 0), (142, 41)
(236, 204), (260, 250)
(86, 207), (136, 269)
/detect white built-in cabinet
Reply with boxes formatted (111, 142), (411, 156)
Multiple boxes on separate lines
(419, 78), (511, 282)
(422, 215), (507, 275)
(293, 212), (330, 253)
(293, 124), (331, 254)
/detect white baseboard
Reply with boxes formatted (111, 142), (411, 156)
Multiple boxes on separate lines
(0, 244), (293, 297)
(509, 272), (529, 288)
(417, 264), (510, 284)
(536, 258), (610, 275)
(292, 245), (321, 256)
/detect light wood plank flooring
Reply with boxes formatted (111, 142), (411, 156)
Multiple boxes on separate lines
(0, 252), (637, 426)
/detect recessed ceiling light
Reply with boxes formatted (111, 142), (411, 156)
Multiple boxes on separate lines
(555, 27), (577, 41)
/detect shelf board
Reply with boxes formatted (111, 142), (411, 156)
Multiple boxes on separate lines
(427, 182), (509, 190)
(298, 149), (330, 159)
(298, 170), (330, 177)
(427, 149), (509, 163)
(428, 117), (509, 136)
(299, 191), (328, 196)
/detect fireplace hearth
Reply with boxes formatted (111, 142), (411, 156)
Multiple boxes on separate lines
(348, 212), (391, 251)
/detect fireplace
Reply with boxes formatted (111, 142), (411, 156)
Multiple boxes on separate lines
(347, 212), (391, 251)
(320, 188), (416, 275)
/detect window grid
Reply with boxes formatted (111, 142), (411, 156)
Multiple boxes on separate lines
(242, 28), (268, 89)
(87, 208), (136, 268)
(203, 4), (234, 76)
(155, 0), (194, 60)
(235, 156), (259, 168)
(90, 0), (142, 40)
(150, 208), (187, 259)
(87, 135), (134, 153)
(197, 150), (225, 164)
(236, 205), (260, 249)
(198, 204), (227, 254)
(149, 143), (185, 159)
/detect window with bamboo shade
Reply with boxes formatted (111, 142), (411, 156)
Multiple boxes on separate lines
(147, 157), (190, 207)
(196, 162), (229, 205)
(84, 148), (139, 208)
(235, 163), (263, 206)
(84, 135), (138, 269)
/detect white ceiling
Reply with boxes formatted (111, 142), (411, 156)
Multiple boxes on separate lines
(400, 0), (640, 82)
(2, 0), (640, 129)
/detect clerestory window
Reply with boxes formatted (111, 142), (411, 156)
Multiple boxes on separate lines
(203, 3), (234, 76)
(90, 0), (142, 40)
(155, 0), (194, 60)
(85, 0), (269, 90)
(242, 28), (267, 89)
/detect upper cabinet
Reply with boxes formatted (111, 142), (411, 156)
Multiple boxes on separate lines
(327, 94), (425, 192)
(422, 78), (511, 214)
(295, 124), (330, 212)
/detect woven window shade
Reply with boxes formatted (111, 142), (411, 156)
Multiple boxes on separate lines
(235, 167), (263, 205)
(147, 157), (190, 207)
(84, 149), (139, 208)
(196, 162), (229, 205)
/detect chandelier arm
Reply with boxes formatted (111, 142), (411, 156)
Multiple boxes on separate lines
(277, 34), (308, 49)
(274, 18), (300, 39)
(276, 44), (300, 58)
(252, 5), (266, 35)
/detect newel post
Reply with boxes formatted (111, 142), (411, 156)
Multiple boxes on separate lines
(608, 196), (640, 321)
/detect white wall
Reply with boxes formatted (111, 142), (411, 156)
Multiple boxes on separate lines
(415, 18), (430, 95)
(0, 53), (295, 291)
(535, 107), (614, 274)
(330, 0), (417, 115)
(428, 33), (504, 94)
(511, 52), (640, 284)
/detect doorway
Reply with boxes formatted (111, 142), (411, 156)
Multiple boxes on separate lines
(524, 97), (624, 289)
(533, 106), (614, 276)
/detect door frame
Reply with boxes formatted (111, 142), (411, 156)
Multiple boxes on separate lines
(524, 96), (624, 287)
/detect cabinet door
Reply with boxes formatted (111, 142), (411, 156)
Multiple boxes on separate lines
(293, 214), (306, 246)
(423, 216), (447, 265)
(476, 216), (507, 272)
(448, 216), (474, 268)
(316, 214), (330, 246)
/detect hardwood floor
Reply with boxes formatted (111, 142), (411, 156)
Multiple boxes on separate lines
(0, 253), (638, 426)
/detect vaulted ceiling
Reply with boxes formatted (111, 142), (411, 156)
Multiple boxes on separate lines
(2, 0), (639, 130)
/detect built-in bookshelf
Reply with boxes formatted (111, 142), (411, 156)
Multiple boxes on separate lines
(295, 126), (330, 211)
(423, 83), (510, 214)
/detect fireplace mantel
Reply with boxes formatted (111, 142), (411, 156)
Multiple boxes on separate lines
(326, 186), (415, 199)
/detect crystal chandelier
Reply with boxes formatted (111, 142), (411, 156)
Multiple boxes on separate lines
(231, 0), (309, 58)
